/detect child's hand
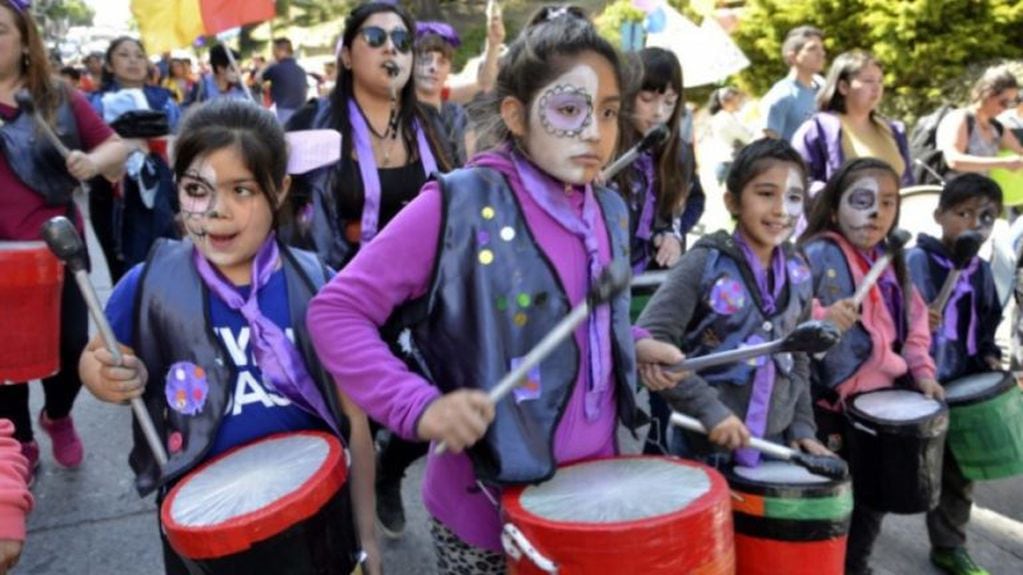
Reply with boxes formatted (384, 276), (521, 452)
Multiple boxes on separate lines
(654, 234), (683, 268)
(708, 415), (750, 450)
(917, 378), (946, 401)
(83, 339), (147, 404)
(823, 298), (859, 333)
(0, 539), (22, 574)
(985, 356), (1002, 371)
(790, 437), (834, 457)
(927, 308), (942, 332)
(635, 338), (689, 391)
(417, 390), (495, 453)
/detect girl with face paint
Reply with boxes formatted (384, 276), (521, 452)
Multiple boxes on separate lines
(638, 138), (831, 467)
(79, 100), (381, 575)
(306, 7), (682, 569)
(801, 157), (942, 575)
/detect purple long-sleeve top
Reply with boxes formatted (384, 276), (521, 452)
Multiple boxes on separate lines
(307, 150), (641, 551)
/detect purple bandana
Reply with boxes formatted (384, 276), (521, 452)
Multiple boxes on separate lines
(10, 0), (29, 13)
(192, 235), (339, 436)
(416, 21), (461, 48)
(511, 151), (611, 421)
(733, 231), (787, 314)
(347, 99), (437, 244)
(858, 245), (905, 342)
(931, 253), (979, 355)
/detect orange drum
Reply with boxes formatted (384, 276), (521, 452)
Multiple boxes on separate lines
(501, 456), (735, 574)
(0, 241), (63, 383)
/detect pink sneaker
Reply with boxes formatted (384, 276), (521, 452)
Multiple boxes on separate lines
(38, 410), (84, 468)
(20, 441), (39, 488)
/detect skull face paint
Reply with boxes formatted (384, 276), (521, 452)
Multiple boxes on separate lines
(936, 195), (1001, 244)
(538, 85), (593, 137)
(178, 160), (220, 238)
(837, 174), (898, 250)
(783, 167), (805, 226)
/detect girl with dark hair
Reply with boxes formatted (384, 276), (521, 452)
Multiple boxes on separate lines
(638, 138), (830, 463)
(0, 0), (128, 484)
(306, 6), (682, 571)
(285, 1), (451, 269)
(79, 100), (378, 575)
(800, 157), (941, 575)
(792, 50), (914, 193)
(88, 36), (181, 275)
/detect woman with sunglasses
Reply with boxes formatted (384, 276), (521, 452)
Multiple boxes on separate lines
(284, 1), (451, 270)
(937, 65), (1023, 177)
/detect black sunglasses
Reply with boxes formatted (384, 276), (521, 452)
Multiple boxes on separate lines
(358, 26), (412, 54)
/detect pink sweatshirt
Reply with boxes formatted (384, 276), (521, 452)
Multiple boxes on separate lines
(0, 419), (32, 541)
(812, 232), (937, 407)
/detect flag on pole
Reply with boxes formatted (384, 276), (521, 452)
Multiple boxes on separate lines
(130, 0), (275, 53)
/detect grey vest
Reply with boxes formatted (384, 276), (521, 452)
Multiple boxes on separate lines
(0, 91), (82, 205)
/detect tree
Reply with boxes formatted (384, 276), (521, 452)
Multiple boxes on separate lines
(33, 0), (94, 40)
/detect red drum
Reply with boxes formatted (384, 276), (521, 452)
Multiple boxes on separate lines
(501, 456), (734, 574)
(161, 431), (360, 574)
(0, 241), (63, 383)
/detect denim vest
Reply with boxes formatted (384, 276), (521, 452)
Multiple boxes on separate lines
(404, 167), (638, 485)
(130, 239), (349, 496)
(0, 93), (82, 205)
(680, 231), (813, 387)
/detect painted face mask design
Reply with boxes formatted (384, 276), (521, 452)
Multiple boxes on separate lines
(975, 200), (998, 232)
(783, 167), (805, 227)
(538, 85), (593, 138)
(837, 176), (880, 238)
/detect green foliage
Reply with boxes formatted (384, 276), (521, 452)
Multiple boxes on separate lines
(731, 0), (1023, 124)
(595, 0), (646, 49)
(37, 0), (94, 28)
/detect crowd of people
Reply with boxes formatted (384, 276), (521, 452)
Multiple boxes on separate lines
(2, 0), (1023, 574)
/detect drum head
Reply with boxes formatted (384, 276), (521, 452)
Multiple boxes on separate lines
(519, 458), (710, 523)
(945, 372), (1010, 403)
(851, 389), (941, 422)
(733, 461), (830, 485)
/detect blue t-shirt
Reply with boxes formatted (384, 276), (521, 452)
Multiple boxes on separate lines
(107, 263), (324, 458)
(762, 74), (820, 142)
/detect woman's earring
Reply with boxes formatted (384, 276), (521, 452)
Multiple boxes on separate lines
(22, 51), (29, 69)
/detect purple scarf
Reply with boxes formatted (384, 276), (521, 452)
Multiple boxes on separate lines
(511, 151), (612, 421)
(857, 245), (905, 342)
(733, 232), (787, 466)
(931, 254), (980, 355)
(347, 99), (438, 243)
(192, 235), (339, 436)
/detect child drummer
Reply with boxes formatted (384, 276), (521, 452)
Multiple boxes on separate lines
(907, 173), (1003, 575)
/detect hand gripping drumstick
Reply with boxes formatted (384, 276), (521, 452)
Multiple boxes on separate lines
(669, 412), (849, 480)
(435, 262), (632, 455)
(930, 230), (983, 313)
(851, 229), (912, 307)
(669, 320), (842, 373)
(599, 123), (671, 181)
(41, 216), (169, 467)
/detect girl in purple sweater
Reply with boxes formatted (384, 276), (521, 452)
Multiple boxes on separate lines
(307, 6), (681, 572)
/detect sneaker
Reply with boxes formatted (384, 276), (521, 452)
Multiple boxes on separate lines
(19, 441), (39, 488)
(375, 478), (406, 539)
(930, 547), (989, 575)
(38, 410), (84, 468)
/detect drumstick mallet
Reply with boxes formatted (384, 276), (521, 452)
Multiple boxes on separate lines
(851, 228), (912, 307)
(930, 230), (983, 313)
(631, 270), (670, 289)
(16, 89), (91, 194)
(669, 412), (849, 480)
(669, 320), (842, 373)
(434, 261), (632, 455)
(41, 216), (169, 467)
(599, 123), (671, 181)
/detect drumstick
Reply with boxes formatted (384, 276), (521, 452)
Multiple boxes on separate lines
(599, 124), (670, 182)
(930, 230), (983, 313)
(434, 261), (632, 455)
(41, 216), (169, 467)
(630, 270), (670, 289)
(670, 320), (841, 373)
(851, 229), (912, 307)
(669, 412), (849, 481)
(15, 89), (71, 158)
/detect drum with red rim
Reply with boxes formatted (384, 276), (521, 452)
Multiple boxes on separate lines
(500, 456), (734, 574)
(0, 241), (63, 383)
(160, 431), (359, 574)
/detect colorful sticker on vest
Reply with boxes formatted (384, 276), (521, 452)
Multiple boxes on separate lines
(481, 206), (495, 220)
(743, 334), (768, 367)
(709, 276), (746, 315)
(517, 293), (531, 308)
(165, 361), (209, 416)
(500, 226), (516, 241)
(477, 230), (490, 246)
(479, 249), (494, 265)
(514, 312), (528, 327)
(826, 268), (837, 279)
(167, 431), (183, 454)
(511, 357), (542, 403)
(787, 259), (811, 284)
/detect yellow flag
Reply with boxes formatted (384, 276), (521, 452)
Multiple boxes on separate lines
(131, 0), (205, 53)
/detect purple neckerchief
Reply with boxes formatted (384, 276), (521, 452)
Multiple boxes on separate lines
(931, 253), (980, 354)
(192, 235), (339, 436)
(635, 152), (656, 242)
(731, 231), (786, 466)
(858, 245), (905, 342)
(347, 98), (438, 244)
(511, 151), (611, 421)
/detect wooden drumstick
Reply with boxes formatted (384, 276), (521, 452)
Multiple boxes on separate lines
(930, 230), (983, 313)
(41, 216), (169, 467)
(630, 270), (670, 289)
(669, 320), (841, 373)
(851, 229), (911, 307)
(434, 262), (632, 455)
(669, 412), (849, 481)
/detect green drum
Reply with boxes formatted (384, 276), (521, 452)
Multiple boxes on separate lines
(630, 291), (653, 323)
(944, 371), (1023, 480)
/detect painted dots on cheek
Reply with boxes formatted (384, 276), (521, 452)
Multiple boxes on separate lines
(538, 86), (593, 137)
